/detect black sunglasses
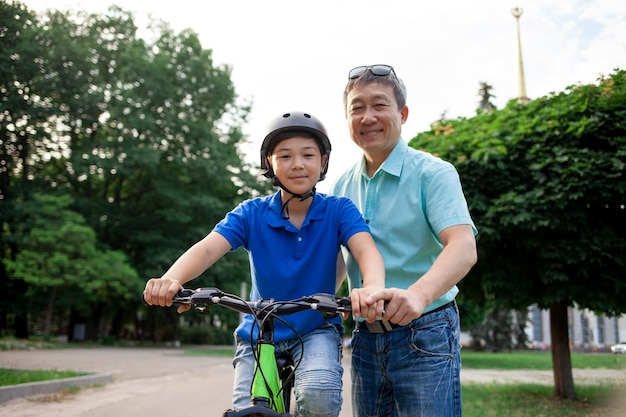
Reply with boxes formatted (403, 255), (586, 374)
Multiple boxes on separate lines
(348, 64), (395, 79)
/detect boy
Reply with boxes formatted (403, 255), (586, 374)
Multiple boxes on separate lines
(144, 111), (384, 417)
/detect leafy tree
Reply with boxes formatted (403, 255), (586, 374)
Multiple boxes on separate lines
(409, 69), (626, 400)
(2, 3), (271, 341)
(5, 194), (140, 338)
(477, 81), (496, 113)
(31, 6), (264, 282)
(0, 0), (62, 337)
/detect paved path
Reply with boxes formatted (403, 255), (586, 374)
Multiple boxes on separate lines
(0, 347), (344, 417)
(1, 347), (625, 417)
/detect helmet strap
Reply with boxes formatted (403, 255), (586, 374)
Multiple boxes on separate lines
(275, 181), (316, 220)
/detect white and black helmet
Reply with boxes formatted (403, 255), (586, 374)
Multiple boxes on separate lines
(260, 111), (331, 182)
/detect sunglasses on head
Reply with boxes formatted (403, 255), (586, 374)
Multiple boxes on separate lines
(348, 64), (395, 79)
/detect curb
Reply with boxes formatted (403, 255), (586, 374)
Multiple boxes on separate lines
(0, 372), (113, 403)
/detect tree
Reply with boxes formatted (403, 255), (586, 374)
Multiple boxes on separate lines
(31, 6), (264, 282)
(5, 194), (140, 338)
(409, 69), (626, 400)
(2, 3), (270, 341)
(0, 0), (63, 337)
(477, 81), (496, 113)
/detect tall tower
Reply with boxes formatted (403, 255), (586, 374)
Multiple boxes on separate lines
(511, 7), (530, 104)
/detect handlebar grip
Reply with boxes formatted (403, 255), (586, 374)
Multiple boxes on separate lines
(176, 289), (195, 297)
(142, 288), (195, 306)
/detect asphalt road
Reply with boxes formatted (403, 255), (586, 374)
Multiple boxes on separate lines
(1, 347), (625, 417)
(0, 347), (350, 417)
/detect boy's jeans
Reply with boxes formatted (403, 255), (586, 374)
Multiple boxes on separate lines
(232, 321), (344, 417)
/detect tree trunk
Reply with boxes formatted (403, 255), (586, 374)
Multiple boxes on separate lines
(5, 275), (31, 339)
(110, 308), (124, 339)
(549, 301), (576, 400)
(43, 287), (58, 337)
(87, 303), (103, 342)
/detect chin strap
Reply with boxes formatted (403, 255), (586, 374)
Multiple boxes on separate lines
(276, 181), (316, 220)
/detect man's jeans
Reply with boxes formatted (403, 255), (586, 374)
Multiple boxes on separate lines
(232, 321), (344, 417)
(351, 303), (462, 417)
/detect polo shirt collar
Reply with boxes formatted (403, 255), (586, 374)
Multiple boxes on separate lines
(359, 138), (407, 179)
(267, 192), (325, 229)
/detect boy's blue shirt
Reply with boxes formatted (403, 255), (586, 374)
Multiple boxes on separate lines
(214, 191), (370, 342)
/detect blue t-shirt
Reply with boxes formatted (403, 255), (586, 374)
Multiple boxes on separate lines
(331, 139), (477, 313)
(214, 192), (370, 342)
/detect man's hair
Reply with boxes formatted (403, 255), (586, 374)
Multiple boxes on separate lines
(343, 70), (408, 113)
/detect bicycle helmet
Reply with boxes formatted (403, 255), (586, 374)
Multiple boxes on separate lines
(260, 111), (331, 182)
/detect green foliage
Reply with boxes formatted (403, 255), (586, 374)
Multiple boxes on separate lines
(1, 2), (269, 342)
(410, 69), (626, 316)
(6, 195), (129, 289)
(4, 194), (140, 336)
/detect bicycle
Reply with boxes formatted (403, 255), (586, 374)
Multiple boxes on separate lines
(155, 286), (352, 417)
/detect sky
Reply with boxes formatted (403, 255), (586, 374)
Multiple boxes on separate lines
(22, 0), (626, 192)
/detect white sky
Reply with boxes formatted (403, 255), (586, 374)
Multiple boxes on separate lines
(23, 0), (626, 192)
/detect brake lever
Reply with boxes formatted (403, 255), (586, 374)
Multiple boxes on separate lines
(302, 293), (352, 314)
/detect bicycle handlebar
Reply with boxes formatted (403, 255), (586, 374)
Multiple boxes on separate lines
(143, 287), (351, 416)
(170, 287), (352, 317)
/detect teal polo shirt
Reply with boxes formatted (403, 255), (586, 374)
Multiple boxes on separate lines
(331, 139), (477, 313)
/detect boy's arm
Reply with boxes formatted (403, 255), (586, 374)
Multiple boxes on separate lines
(335, 251), (347, 293)
(143, 231), (232, 312)
(345, 231), (385, 322)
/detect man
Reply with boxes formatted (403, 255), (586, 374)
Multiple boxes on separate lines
(331, 65), (478, 417)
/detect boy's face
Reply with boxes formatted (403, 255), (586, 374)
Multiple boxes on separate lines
(269, 136), (327, 195)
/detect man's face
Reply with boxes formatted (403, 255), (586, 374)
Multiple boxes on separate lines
(345, 82), (408, 159)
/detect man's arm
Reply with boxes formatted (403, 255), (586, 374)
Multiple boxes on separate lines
(366, 224), (476, 325)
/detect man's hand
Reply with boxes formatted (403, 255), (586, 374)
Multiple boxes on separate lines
(366, 288), (427, 326)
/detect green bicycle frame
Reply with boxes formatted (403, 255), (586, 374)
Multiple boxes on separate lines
(251, 342), (285, 413)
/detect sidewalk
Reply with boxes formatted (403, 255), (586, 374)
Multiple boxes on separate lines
(0, 347), (353, 417)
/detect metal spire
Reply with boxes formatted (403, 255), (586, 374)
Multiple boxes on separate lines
(511, 7), (530, 104)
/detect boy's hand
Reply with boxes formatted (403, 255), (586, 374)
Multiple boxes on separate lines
(350, 287), (385, 323)
(143, 278), (190, 314)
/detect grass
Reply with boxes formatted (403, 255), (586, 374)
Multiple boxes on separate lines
(461, 351), (626, 370)
(458, 351), (626, 416)
(462, 383), (623, 417)
(0, 368), (87, 386)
